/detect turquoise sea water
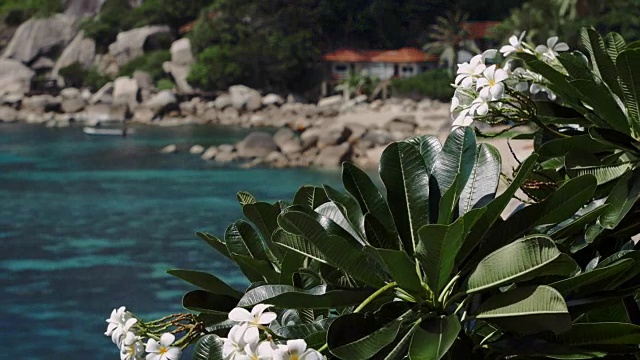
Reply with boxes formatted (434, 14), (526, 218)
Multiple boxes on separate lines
(0, 123), (340, 359)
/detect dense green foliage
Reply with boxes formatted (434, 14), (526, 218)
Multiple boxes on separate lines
(80, 0), (133, 53)
(118, 50), (171, 82)
(0, 0), (62, 25)
(58, 62), (111, 91)
(391, 69), (454, 100)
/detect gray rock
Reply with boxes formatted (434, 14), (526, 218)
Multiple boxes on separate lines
(22, 95), (60, 113)
(345, 122), (368, 143)
(170, 38), (194, 66)
(236, 131), (279, 158)
(201, 146), (218, 160)
(229, 85), (262, 112)
(317, 95), (343, 108)
(218, 144), (235, 153)
(0, 93), (24, 106)
(133, 107), (155, 123)
(0, 106), (18, 122)
(133, 70), (154, 89)
(361, 129), (395, 147)
(179, 101), (196, 115)
(273, 127), (302, 154)
(219, 107), (240, 123)
(144, 90), (176, 113)
(300, 127), (322, 150)
(60, 88), (81, 100)
(162, 62), (192, 92)
(190, 144), (205, 155)
(202, 108), (218, 123)
(64, 0), (105, 16)
(262, 93), (284, 106)
(0, 59), (35, 96)
(85, 103), (127, 122)
(317, 126), (352, 148)
(31, 57), (55, 70)
(314, 143), (351, 167)
(215, 151), (237, 163)
(265, 151), (288, 167)
(160, 144), (177, 154)
(214, 94), (232, 110)
(61, 98), (86, 113)
(2, 14), (78, 63)
(108, 25), (171, 66)
(90, 82), (114, 104)
(113, 76), (139, 109)
(52, 31), (96, 77)
(385, 115), (417, 134)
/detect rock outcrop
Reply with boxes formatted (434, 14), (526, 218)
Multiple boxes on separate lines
(112, 76), (139, 109)
(161, 38), (195, 92)
(108, 25), (171, 66)
(2, 14), (78, 63)
(229, 85), (262, 112)
(52, 31), (96, 77)
(236, 131), (279, 158)
(0, 59), (35, 96)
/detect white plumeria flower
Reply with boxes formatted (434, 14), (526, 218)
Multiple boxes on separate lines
(455, 55), (486, 88)
(535, 36), (569, 60)
(470, 95), (491, 117)
(245, 341), (278, 360)
(121, 332), (145, 360)
(273, 340), (325, 360)
(450, 88), (476, 127)
(228, 304), (277, 344)
(105, 306), (138, 347)
(500, 32), (527, 57)
(222, 324), (250, 360)
(145, 333), (181, 360)
(476, 65), (509, 100)
(530, 83), (557, 100)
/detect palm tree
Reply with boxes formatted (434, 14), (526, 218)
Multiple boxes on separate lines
(423, 10), (480, 74)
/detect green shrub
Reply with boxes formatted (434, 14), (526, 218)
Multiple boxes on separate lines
(118, 50), (171, 82)
(186, 45), (243, 91)
(80, 0), (133, 53)
(155, 78), (174, 90)
(58, 63), (111, 91)
(0, 0), (63, 24)
(391, 68), (454, 100)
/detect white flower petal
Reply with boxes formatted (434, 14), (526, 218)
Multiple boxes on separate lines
(287, 339), (308, 354)
(146, 353), (161, 360)
(482, 49), (498, 61)
(535, 45), (548, 54)
(476, 78), (489, 90)
(494, 69), (509, 83)
(554, 42), (569, 52)
(300, 349), (324, 360)
(477, 103), (489, 116)
(160, 333), (175, 347)
(243, 326), (260, 345)
(499, 45), (515, 56)
(490, 83), (504, 99)
(165, 347), (181, 360)
(228, 307), (252, 322)
(250, 304), (273, 318)
(146, 339), (161, 353)
(258, 312), (276, 325)
(547, 36), (558, 49)
(509, 35), (519, 46)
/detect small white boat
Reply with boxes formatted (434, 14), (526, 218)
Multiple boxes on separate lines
(83, 127), (133, 136)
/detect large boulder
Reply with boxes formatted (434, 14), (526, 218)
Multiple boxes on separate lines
(214, 94), (232, 110)
(229, 85), (262, 112)
(314, 143), (352, 167)
(317, 95), (344, 108)
(236, 131), (279, 158)
(90, 82), (114, 104)
(133, 70), (153, 89)
(52, 31), (96, 77)
(317, 126), (352, 148)
(112, 76), (139, 109)
(61, 98), (86, 113)
(0, 59), (34, 96)
(262, 93), (284, 106)
(2, 14), (78, 63)
(170, 38), (194, 66)
(0, 106), (18, 123)
(143, 90), (177, 113)
(162, 61), (192, 92)
(22, 95), (60, 113)
(273, 127), (302, 154)
(108, 25), (171, 66)
(84, 103), (127, 122)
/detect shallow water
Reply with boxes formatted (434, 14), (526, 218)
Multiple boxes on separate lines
(0, 123), (340, 359)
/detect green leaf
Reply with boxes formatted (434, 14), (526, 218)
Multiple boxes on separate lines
(518, 53), (581, 105)
(379, 141), (431, 254)
(432, 126), (477, 197)
(236, 191), (256, 205)
(196, 232), (230, 259)
(293, 185), (329, 210)
(328, 313), (406, 360)
(231, 254), (279, 283)
(237, 284), (373, 309)
(193, 334), (223, 360)
(459, 143), (500, 215)
(554, 323), (640, 345)
(273, 318), (334, 339)
(597, 170), (640, 229)
(365, 246), (424, 296)
(567, 163), (631, 186)
(580, 28), (622, 97)
(407, 135), (442, 171)
(551, 259), (635, 297)
(323, 185), (366, 240)
(549, 204), (610, 240)
(315, 202), (363, 244)
(475, 285), (571, 335)
(342, 162), (398, 235)
(616, 48), (640, 136)
(467, 235), (578, 294)
(382, 322), (421, 360)
(242, 201), (284, 260)
(437, 175), (460, 224)
(567, 79), (629, 134)
(409, 314), (461, 360)
(225, 220), (267, 261)
(604, 32), (626, 62)
(167, 269), (243, 299)
(277, 211), (385, 287)
(364, 213), (401, 250)
(536, 175), (597, 225)
(538, 135), (614, 158)
(182, 290), (238, 315)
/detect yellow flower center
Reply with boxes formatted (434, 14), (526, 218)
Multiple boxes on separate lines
(159, 346), (168, 354)
(489, 79), (496, 86)
(291, 355), (299, 360)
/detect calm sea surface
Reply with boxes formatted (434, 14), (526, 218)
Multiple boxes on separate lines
(0, 123), (341, 359)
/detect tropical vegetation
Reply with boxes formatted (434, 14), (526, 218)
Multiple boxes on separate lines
(104, 27), (640, 360)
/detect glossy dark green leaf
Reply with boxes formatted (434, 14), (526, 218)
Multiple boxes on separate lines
(382, 322), (421, 360)
(459, 143), (501, 215)
(328, 313), (405, 360)
(342, 162), (397, 235)
(536, 175), (597, 225)
(365, 246), (424, 295)
(616, 48), (640, 135)
(554, 323), (640, 345)
(407, 135), (442, 171)
(437, 175), (460, 225)
(379, 141), (430, 254)
(567, 79), (629, 134)
(196, 232), (230, 259)
(432, 126), (477, 197)
(467, 235), (578, 294)
(238, 284), (373, 309)
(274, 318), (334, 339)
(364, 213), (401, 250)
(322, 185), (366, 240)
(167, 269), (243, 299)
(580, 28), (622, 97)
(193, 334), (224, 360)
(315, 202), (363, 244)
(605, 32), (626, 61)
(277, 211), (385, 287)
(551, 258), (635, 296)
(293, 185), (330, 210)
(236, 191), (256, 205)
(231, 254), (279, 283)
(549, 204), (610, 240)
(182, 290), (238, 315)
(538, 135), (615, 158)
(225, 220), (267, 260)
(475, 285), (571, 335)
(242, 201), (283, 258)
(597, 170), (640, 229)
(409, 314), (461, 360)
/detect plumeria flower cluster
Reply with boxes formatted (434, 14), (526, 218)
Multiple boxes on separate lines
(105, 307), (201, 360)
(451, 31), (570, 127)
(221, 304), (325, 360)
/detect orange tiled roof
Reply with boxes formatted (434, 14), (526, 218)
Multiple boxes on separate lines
(463, 21), (500, 39)
(323, 47), (436, 63)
